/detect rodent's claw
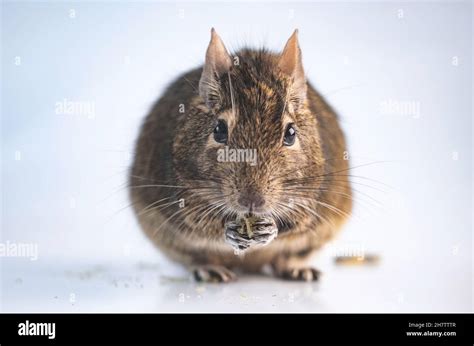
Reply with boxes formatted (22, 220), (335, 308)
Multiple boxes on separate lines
(276, 267), (321, 282)
(193, 265), (237, 283)
(252, 222), (278, 237)
(253, 232), (277, 245)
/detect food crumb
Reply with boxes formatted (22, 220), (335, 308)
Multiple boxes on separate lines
(195, 286), (206, 294)
(160, 275), (190, 283)
(334, 254), (380, 266)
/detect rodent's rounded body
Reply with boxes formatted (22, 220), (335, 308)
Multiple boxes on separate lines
(130, 38), (352, 280)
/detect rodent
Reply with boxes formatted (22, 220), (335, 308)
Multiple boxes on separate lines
(129, 29), (352, 282)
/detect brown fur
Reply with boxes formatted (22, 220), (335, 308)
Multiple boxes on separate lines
(129, 31), (352, 280)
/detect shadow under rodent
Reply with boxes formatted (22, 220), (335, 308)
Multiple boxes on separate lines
(129, 29), (352, 283)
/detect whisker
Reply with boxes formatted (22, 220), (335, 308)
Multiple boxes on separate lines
(129, 184), (187, 189)
(139, 199), (183, 216)
(321, 160), (393, 178)
(227, 71), (236, 118)
(152, 208), (188, 237)
(138, 196), (174, 215)
(315, 200), (352, 220)
(291, 200), (336, 229)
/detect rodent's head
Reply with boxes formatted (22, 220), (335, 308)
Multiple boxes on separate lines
(174, 29), (325, 226)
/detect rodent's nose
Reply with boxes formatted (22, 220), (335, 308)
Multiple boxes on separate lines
(237, 190), (265, 211)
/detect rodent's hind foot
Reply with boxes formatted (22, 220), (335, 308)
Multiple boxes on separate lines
(275, 267), (321, 282)
(192, 265), (237, 283)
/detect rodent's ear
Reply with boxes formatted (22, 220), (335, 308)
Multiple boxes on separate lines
(278, 29), (307, 105)
(199, 28), (232, 109)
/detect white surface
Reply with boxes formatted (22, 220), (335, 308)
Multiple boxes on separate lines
(2, 250), (470, 313)
(1, 1), (472, 312)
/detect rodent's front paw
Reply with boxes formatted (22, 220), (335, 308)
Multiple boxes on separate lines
(225, 222), (254, 251)
(225, 216), (278, 252)
(249, 217), (278, 245)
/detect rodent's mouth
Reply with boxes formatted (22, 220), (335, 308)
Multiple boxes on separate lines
(231, 204), (272, 218)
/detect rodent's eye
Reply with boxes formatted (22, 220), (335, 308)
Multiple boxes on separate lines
(283, 123), (296, 146)
(213, 119), (228, 144)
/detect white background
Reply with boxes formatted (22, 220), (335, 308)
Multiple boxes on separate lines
(1, 0), (472, 312)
